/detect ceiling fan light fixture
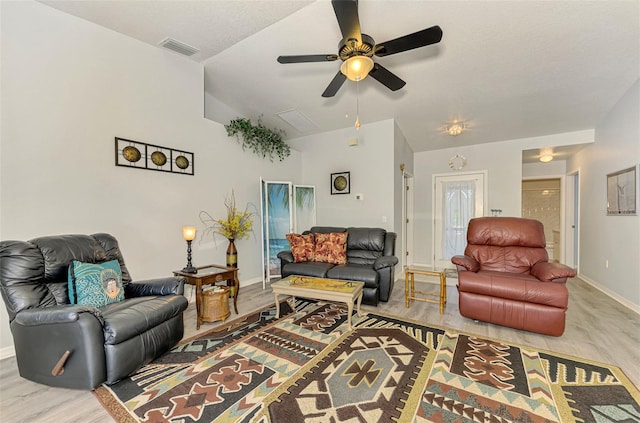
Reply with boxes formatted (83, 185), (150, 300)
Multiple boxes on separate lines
(340, 56), (374, 81)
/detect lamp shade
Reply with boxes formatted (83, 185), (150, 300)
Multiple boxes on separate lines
(182, 226), (197, 241)
(340, 56), (374, 81)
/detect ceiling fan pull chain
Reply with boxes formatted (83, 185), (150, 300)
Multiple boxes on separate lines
(355, 80), (361, 130)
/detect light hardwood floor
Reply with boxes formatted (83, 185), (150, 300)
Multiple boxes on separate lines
(0, 276), (638, 422)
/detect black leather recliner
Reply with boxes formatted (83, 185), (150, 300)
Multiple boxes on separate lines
(0, 233), (189, 390)
(278, 227), (398, 306)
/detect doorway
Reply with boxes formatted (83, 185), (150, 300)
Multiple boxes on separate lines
(433, 171), (486, 268)
(521, 178), (562, 262)
(401, 172), (414, 269)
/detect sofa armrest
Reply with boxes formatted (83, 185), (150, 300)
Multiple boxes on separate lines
(451, 255), (480, 272)
(373, 255), (398, 270)
(277, 250), (294, 265)
(14, 305), (103, 326)
(125, 276), (185, 298)
(531, 262), (576, 282)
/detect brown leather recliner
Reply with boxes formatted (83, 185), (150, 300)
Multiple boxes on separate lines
(451, 217), (576, 336)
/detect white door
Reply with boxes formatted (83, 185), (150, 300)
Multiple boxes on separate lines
(433, 172), (486, 268)
(401, 172), (414, 269)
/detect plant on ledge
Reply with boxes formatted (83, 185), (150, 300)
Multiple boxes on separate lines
(224, 117), (290, 162)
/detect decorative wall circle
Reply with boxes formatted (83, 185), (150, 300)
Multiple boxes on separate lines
(333, 176), (348, 191)
(449, 154), (467, 171)
(175, 155), (190, 169)
(150, 151), (167, 166)
(122, 146), (141, 163)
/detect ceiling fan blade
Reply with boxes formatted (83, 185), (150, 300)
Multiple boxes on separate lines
(277, 54), (338, 64)
(368, 63), (406, 91)
(322, 71), (347, 97)
(332, 0), (362, 45)
(374, 25), (443, 57)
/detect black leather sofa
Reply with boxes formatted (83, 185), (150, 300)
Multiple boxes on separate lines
(277, 227), (398, 306)
(0, 233), (188, 389)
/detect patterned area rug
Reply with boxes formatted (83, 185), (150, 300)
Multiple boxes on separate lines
(95, 300), (640, 422)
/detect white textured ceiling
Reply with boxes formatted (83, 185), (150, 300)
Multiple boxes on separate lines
(40, 0), (639, 154)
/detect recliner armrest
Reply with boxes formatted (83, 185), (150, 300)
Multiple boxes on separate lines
(451, 255), (480, 272)
(277, 251), (294, 265)
(14, 305), (103, 326)
(373, 256), (398, 270)
(531, 262), (576, 282)
(125, 276), (185, 298)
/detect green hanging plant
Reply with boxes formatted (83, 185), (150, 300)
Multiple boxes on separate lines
(224, 117), (290, 162)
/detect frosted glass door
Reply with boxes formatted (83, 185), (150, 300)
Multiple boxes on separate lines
(433, 172), (485, 268)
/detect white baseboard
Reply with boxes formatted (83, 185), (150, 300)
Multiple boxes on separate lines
(578, 273), (640, 315)
(0, 345), (15, 360)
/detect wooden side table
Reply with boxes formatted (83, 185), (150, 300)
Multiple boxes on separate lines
(405, 266), (447, 314)
(173, 264), (239, 329)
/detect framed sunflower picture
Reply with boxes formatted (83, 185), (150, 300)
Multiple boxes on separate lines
(331, 171), (350, 195)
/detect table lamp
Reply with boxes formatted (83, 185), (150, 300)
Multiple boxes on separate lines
(181, 226), (197, 274)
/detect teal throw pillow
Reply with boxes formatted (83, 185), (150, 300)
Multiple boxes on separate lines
(68, 259), (125, 307)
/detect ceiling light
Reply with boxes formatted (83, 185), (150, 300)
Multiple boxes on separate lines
(340, 56), (374, 81)
(445, 122), (466, 136)
(539, 148), (554, 162)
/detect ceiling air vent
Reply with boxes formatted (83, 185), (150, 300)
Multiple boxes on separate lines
(159, 37), (199, 57)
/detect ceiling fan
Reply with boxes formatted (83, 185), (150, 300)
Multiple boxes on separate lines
(277, 0), (443, 97)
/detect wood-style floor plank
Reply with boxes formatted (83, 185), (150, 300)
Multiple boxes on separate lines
(0, 276), (637, 422)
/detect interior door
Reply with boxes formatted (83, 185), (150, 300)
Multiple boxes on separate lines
(433, 172), (486, 268)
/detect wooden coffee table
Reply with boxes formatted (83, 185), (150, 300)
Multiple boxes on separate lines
(271, 275), (364, 330)
(173, 264), (239, 329)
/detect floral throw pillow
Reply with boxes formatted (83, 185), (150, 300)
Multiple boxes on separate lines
(314, 232), (348, 265)
(286, 233), (315, 262)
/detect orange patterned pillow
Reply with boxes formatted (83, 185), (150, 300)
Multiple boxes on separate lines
(286, 233), (315, 262)
(314, 232), (347, 265)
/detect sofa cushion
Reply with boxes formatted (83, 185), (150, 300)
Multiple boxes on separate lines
(282, 261), (334, 278)
(314, 232), (347, 265)
(327, 264), (379, 288)
(458, 270), (568, 308)
(100, 295), (187, 345)
(68, 259), (125, 307)
(286, 233), (315, 262)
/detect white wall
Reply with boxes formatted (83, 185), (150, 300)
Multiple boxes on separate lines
(289, 119), (396, 231)
(568, 79), (640, 311)
(413, 130), (594, 266)
(523, 160), (567, 178)
(0, 1), (302, 354)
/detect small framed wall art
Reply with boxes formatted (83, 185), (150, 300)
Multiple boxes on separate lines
(606, 165), (637, 215)
(331, 171), (350, 195)
(115, 137), (194, 175)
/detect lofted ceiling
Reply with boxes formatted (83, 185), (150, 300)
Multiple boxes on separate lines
(40, 0), (639, 155)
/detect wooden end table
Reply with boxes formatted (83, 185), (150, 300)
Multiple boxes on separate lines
(405, 266), (447, 314)
(271, 275), (364, 330)
(173, 264), (239, 329)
